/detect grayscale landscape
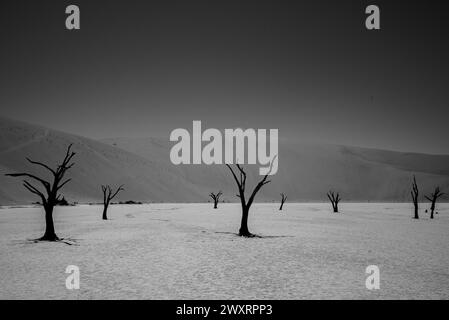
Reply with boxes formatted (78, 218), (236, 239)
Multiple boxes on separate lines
(1, 0), (448, 302)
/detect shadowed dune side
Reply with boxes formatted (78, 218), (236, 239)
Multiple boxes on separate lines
(0, 117), (205, 205)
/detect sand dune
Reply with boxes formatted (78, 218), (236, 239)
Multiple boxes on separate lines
(0, 117), (204, 204)
(102, 137), (449, 202)
(1, 116), (448, 204)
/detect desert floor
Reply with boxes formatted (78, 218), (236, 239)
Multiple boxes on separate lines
(0, 203), (448, 299)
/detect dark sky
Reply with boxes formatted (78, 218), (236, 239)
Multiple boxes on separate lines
(1, 0), (448, 154)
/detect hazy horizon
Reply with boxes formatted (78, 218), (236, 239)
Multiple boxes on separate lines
(2, 114), (449, 157)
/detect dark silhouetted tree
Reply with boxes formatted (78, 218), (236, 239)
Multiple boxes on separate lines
(411, 175), (419, 219)
(425, 186), (444, 219)
(327, 191), (341, 213)
(101, 185), (124, 220)
(279, 193), (287, 211)
(226, 157), (276, 237)
(5, 144), (76, 241)
(209, 191), (222, 209)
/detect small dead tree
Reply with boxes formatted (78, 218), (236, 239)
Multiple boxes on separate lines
(209, 191), (223, 209)
(327, 191), (341, 213)
(226, 157), (276, 237)
(411, 175), (419, 219)
(101, 185), (124, 220)
(279, 193), (287, 211)
(5, 144), (76, 241)
(425, 187), (444, 219)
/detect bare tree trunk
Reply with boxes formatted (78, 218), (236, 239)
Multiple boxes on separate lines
(226, 158), (275, 237)
(102, 203), (109, 220)
(425, 187), (445, 220)
(327, 191), (341, 213)
(279, 193), (287, 211)
(209, 191), (222, 209)
(430, 202), (435, 219)
(411, 176), (419, 219)
(101, 185), (124, 220)
(42, 205), (58, 241)
(5, 144), (76, 242)
(239, 207), (250, 237)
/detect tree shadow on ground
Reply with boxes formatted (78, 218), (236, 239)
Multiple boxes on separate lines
(214, 231), (294, 239)
(10, 237), (80, 246)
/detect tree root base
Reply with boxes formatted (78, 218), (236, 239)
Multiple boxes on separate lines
(38, 234), (60, 242)
(238, 232), (262, 238)
(30, 235), (78, 245)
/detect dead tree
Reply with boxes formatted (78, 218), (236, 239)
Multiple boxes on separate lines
(425, 187), (444, 219)
(226, 157), (276, 237)
(101, 185), (124, 220)
(209, 191), (223, 209)
(411, 175), (419, 219)
(279, 193), (287, 211)
(5, 144), (76, 241)
(327, 191), (341, 213)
